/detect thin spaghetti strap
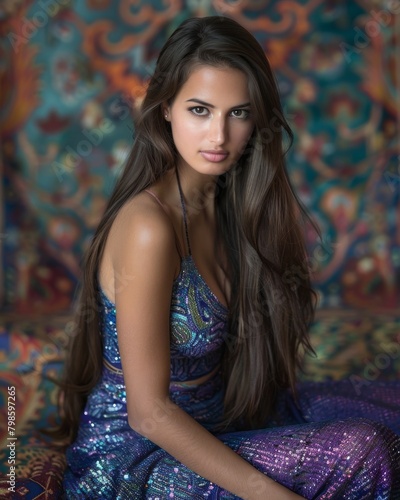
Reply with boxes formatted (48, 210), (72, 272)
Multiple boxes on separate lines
(175, 169), (192, 256)
(143, 189), (168, 214)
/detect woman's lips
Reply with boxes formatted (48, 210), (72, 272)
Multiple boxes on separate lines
(200, 151), (229, 162)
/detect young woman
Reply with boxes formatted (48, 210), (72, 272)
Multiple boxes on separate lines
(58, 16), (400, 499)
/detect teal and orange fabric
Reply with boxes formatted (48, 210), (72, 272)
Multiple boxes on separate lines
(1, 0), (399, 314)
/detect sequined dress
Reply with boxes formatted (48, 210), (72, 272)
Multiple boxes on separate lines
(63, 185), (400, 499)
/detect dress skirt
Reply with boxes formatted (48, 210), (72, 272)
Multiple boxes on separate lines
(63, 365), (400, 499)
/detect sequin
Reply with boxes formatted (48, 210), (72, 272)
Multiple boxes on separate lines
(63, 267), (400, 498)
(63, 187), (400, 498)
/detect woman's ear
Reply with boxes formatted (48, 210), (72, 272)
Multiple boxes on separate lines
(162, 101), (171, 121)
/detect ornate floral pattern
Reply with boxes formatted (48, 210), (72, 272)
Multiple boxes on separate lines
(0, 0), (399, 313)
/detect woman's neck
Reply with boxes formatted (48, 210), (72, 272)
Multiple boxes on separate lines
(165, 167), (219, 218)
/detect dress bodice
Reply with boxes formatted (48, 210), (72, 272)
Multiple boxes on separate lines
(99, 170), (229, 384)
(99, 253), (229, 383)
(169, 254), (229, 380)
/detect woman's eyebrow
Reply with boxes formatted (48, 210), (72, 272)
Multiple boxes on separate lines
(185, 98), (251, 109)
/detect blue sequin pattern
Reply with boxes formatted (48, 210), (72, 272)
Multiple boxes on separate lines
(63, 257), (400, 499)
(98, 254), (229, 382)
(170, 255), (228, 381)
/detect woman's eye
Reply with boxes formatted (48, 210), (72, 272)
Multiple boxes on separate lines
(190, 106), (207, 116)
(231, 109), (250, 119)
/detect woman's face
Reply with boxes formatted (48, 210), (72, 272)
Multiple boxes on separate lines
(164, 65), (255, 176)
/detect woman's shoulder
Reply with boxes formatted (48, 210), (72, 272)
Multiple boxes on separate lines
(99, 189), (180, 300)
(109, 190), (176, 253)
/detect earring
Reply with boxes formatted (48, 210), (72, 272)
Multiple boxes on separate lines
(165, 114), (168, 118)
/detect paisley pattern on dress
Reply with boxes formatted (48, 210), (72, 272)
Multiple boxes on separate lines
(63, 179), (400, 499)
(63, 268), (400, 499)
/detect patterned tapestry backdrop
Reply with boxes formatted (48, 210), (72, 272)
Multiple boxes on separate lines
(0, 0), (399, 315)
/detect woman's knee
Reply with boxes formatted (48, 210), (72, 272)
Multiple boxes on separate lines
(336, 417), (400, 471)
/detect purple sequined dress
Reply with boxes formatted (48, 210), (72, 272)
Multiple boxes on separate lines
(63, 189), (400, 499)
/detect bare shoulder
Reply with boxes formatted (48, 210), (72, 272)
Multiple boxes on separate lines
(111, 191), (175, 249)
(99, 190), (179, 300)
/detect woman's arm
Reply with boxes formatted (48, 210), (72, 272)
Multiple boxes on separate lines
(107, 195), (303, 500)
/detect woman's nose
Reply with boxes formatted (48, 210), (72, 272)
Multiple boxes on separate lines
(207, 115), (226, 145)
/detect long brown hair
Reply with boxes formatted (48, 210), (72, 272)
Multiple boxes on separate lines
(51, 15), (317, 444)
